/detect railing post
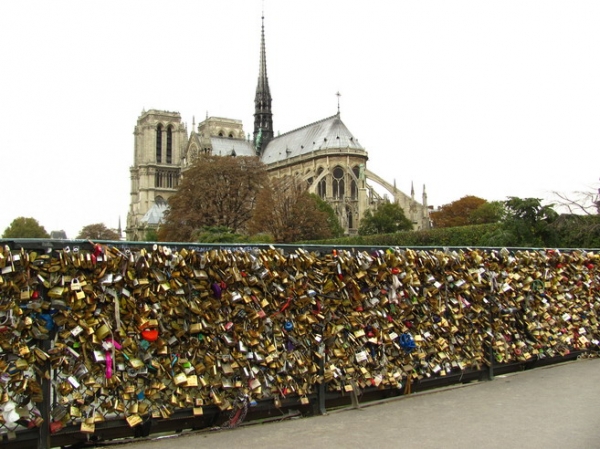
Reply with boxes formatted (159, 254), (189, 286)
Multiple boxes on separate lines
(37, 338), (52, 449)
(487, 302), (495, 381)
(487, 272), (498, 381)
(316, 343), (326, 415)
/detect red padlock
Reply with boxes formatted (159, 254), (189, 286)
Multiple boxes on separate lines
(141, 329), (159, 342)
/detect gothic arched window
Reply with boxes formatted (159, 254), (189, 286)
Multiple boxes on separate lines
(333, 166), (345, 199)
(346, 205), (353, 229)
(166, 125), (173, 164)
(351, 165), (360, 199)
(317, 167), (326, 198)
(156, 124), (163, 163)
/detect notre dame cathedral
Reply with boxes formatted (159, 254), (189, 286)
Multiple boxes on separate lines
(126, 16), (430, 241)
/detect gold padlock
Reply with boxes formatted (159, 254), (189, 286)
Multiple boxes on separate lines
(126, 414), (143, 427)
(95, 324), (110, 340)
(80, 420), (95, 434)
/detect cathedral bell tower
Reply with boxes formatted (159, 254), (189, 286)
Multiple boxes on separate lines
(253, 14), (274, 155)
(126, 109), (186, 241)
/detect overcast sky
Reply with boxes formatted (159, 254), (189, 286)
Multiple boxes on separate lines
(1, 1), (598, 239)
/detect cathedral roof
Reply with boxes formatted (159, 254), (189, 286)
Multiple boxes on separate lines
(260, 114), (365, 165)
(211, 137), (256, 157)
(141, 200), (168, 225)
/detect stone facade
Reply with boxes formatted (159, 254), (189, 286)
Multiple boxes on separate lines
(125, 18), (430, 241)
(127, 110), (187, 240)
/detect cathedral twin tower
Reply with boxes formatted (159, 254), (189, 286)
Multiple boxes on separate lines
(126, 15), (429, 241)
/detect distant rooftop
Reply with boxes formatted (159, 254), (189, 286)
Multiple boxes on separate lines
(50, 230), (67, 239)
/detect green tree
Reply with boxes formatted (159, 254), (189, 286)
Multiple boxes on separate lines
(192, 226), (248, 243)
(358, 202), (412, 235)
(548, 214), (600, 248)
(500, 197), (559, 247)
(2, 217), (50, 238)
(158, 155), (266, 242)
(469, 201), (504, 225)
(144, 230), (159, 242)
(311, 194), (344, 238)
(77, 223), (121, 240)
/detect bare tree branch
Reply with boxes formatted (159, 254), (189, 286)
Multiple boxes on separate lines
(552, 181), (600, 215)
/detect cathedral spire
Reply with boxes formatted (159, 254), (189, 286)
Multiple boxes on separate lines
(253, 12), (273, 155)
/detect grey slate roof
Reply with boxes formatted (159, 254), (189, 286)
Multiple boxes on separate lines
(260, 114), (364, 165)
(211, 137), (256, 157)
(141, 201), (168, 225)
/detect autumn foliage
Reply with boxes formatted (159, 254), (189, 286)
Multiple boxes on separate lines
(77, 223), (121, 240)
(248, 176), (334, 243)
(158, 155), (266, 242)
(430, 195), (489, 228)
